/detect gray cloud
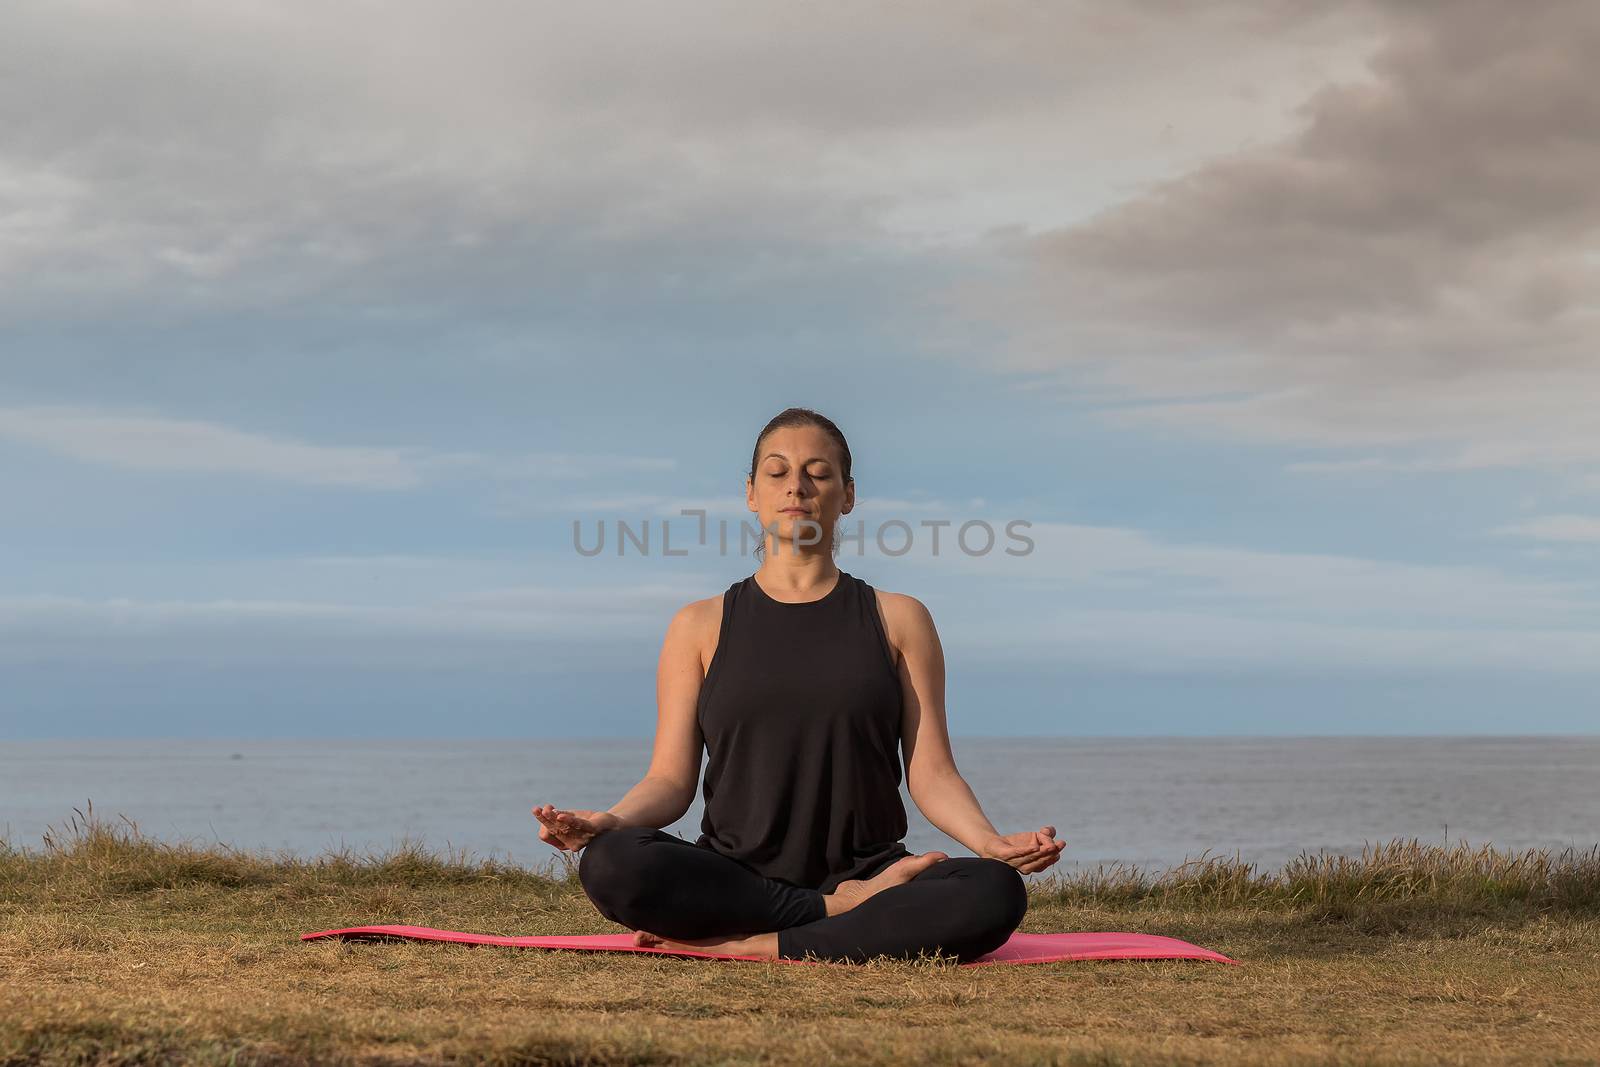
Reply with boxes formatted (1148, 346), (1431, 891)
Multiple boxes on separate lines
(8, 582), (1600, 676)
(1491, 515), (1600, 544)
(949, 0), (1600, 478)
(0, 0), (1373, 322)
(0, 405), (673, 488)
(911, 519), (1600, 629)
(10, 514), (1598, 673)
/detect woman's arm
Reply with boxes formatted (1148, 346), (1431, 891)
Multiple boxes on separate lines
(532, 600), (714, 849)
(886, 593), (995, 852)
(601, 598), (713, 830)
(882, 591), (1063, 872)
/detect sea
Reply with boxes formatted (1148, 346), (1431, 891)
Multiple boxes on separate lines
(3, 737), (1596, 877)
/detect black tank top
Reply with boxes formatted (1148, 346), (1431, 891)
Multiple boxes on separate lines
(695, 569), (912, 894)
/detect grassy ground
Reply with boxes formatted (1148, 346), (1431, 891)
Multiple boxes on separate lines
(3, 807), (1598, 1066)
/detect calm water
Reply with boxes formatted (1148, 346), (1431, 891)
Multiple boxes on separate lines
(2, 737), (1596, 876)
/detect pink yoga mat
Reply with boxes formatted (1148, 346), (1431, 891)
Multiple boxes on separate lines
(301, 925), (1236, 966)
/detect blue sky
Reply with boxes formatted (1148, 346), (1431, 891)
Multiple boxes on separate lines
(3, 0), (1598, 738)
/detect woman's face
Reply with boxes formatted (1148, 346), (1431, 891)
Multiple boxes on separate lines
(746, 425), (852, 550)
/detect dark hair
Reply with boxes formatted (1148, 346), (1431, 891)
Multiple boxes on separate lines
(747, 408), (853, 561)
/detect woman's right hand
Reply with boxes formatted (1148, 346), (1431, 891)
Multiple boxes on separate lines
(532, 803), (619, 852)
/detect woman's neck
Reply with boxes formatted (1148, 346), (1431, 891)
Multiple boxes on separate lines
(753, 558), (840, 599)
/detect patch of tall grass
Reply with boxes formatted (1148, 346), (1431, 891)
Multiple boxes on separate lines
(6, 802), (1596, 925)
(1031, 838), (1600, 923)
(0, 802), (578, 899)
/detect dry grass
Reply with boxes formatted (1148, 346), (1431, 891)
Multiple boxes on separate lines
(3, 805), (1598, 1066)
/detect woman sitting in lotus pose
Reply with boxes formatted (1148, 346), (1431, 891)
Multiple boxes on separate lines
(534, 407), (1064, 963)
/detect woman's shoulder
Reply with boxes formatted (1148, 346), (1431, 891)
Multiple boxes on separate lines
(863, 580), (930, 619)
(863, 582), (934, 654)
(667, 583), (739, 677)
(667, 575), (745, 628)
(671, 588), (728, 637)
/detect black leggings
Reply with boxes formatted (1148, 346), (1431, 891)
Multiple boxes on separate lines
(577, 827), (1029, 963)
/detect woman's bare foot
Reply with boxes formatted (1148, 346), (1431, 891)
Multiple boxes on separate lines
(632, 928), (779, 959)
(823, 850), (949, 916)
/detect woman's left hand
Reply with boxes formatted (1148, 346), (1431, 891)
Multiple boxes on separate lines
(980, 826), (1065, 874)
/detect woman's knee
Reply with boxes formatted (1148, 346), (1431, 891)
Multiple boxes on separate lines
(576, 826), (657, 915)
(937, 859), (1027, 962)
(970, 858), (1030, 931)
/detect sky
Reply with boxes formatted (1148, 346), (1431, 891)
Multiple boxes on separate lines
(2, 0), (1598, 738)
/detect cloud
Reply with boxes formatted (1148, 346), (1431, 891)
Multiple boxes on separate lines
(910, 519), (1600, 629)
(0, 405), (673, 488)
(8, 575), (1600, 677)
(946, 0), (1600, 481)
(298, 554), (456, 568)
(440, 581), (713, 615)
(1289, 437), (1600, 475)
(0, 583), (697, 668)
(953, 607), (1600, 676)
(9, 516), (1599, 674)
(0, 0), (1376, 324)
(1491, 515), (1600, 544)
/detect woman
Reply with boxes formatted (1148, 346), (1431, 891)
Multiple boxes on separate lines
(533, 408), (1064, 963)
